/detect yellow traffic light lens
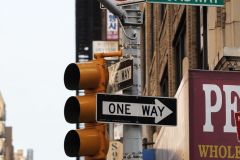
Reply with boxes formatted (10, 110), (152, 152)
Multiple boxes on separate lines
(64, 63), (80, 90)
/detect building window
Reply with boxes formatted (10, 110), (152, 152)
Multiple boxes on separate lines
(160, 4), (166, 24)
(197, 6), (208, 69)
(160, 66), (168, 97)
(142, 16), (146, 89)
(173, 16), (186, 88)
(150, 4), (154, 60)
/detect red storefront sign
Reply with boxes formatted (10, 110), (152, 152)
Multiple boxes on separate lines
(189, 70), (240, 159)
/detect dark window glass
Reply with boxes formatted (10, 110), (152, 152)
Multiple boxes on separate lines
(173, 16), (186, 88)
(160, 66), (168, 97)
(150, 4), (154, 60)
(160, 4), (166, 23)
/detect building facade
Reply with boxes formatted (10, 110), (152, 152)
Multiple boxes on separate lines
(14, 150), (25, 160)
(5, 127), (14, 160)
(0, 92), (32, 160)
(0, 92), (6, 160)
(26, 149), (33, 160)
(141, 0), (240, 159)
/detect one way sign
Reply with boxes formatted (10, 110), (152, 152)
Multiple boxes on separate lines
(96, 94), (177, 126)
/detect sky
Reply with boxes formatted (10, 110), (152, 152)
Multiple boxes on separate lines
(0, 0), (76, 159)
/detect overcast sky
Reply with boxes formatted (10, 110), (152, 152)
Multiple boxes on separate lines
(0, 0), (76, 159)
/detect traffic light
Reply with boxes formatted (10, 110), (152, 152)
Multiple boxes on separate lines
(64, 56), (109, 159)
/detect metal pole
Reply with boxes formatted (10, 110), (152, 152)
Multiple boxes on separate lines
(97, 0), (127, 19)
(121, 4), (142, 160)
(96, 1), (143, 159)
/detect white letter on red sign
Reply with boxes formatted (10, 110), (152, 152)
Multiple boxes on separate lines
(203, 84), (222, 132)
(223, 85), (240, 133)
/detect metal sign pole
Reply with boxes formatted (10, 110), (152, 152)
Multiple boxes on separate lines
(97, 1), (143, 159)
(121, 5), (142, 159)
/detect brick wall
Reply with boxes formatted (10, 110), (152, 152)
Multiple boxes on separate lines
(143, 4), (199, 97)
(142, 3), (199, 147)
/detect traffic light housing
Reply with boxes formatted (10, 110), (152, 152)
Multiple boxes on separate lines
(64, 58), (108, 92)
(64, 124), (108, 159)
(64, 95), (96, 123)
(64, 57), (109, 159)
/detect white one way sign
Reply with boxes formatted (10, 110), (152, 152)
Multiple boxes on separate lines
(103, 99), (172, 123)
(107, 58), (133, 93)
(97, 94), (177, 126)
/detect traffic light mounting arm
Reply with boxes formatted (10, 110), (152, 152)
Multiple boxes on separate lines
(94, 50), (122, 59)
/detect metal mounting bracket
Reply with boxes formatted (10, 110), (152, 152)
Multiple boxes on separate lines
(122, 9), (143, 26)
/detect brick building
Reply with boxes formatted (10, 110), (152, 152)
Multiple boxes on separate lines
(141, 0), (240, 159)
(142, 0), (240, 102)
(0, 92), (32, 160)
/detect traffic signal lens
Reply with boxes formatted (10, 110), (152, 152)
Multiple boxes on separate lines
(64, 96), (80, 123)
(64, 63), (101, 90)
(64, 129), (100, 157)
(64, 95), (96, 123)
(64, 63), (80, 90)
(64, 130), (80, 157)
